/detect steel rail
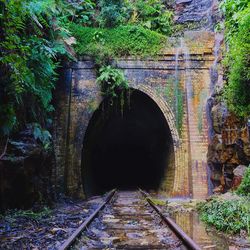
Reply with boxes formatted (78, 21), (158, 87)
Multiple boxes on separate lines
(58, 189), (116, 250)
(139, 189), (201, 250)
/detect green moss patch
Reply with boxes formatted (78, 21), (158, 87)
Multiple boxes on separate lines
(69, 24), (167, 58)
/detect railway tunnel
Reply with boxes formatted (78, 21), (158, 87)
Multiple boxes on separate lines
(82, 89), (175, 197)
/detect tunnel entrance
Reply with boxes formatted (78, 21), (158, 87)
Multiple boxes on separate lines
(82, 89), (174, 197)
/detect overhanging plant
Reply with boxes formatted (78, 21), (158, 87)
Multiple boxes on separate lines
(96, 65), (128, 99)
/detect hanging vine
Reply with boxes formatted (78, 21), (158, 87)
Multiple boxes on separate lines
(96, 65), (129, 114)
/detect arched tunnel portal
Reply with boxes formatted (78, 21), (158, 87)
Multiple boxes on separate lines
(82, 89), (175, 197)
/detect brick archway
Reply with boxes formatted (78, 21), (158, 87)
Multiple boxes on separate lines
(130, 84), (180, 147)
(127, 85), (181, 194)
(80, 85), (181, 195)
(55, 46), (214, 198)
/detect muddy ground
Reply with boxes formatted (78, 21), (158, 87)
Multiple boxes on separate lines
(0, 196), (103, 250)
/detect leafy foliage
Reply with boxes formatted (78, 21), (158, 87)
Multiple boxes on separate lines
(198, 166), (250, 235)
(97, 0), (129, 28)
(95, 0), (173, 35)
(198, 196), (250, 235)
(32, 123), (52, 150)
(236, 167), (250, 197)
(198, 165), (250, 236)
(127, 0), (173, 35)
(0, 0), (73, 135)
(0, 0), (174, 135)
(67, 0), (96, 25)
(220, 0), (249, 38)
(97, 65), (128, 98)
(221, 0), (250, 117)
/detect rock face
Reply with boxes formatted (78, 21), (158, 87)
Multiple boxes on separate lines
(211, 102), (228, 134)
(174, 0), (222, 31)
(207, 105), (250, 194)
(0, 125), (53, 211)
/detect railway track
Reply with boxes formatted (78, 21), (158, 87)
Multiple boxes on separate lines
(59, 190), (201, 250)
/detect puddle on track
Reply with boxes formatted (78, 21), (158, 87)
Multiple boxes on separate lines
(172, 211), (230, 250)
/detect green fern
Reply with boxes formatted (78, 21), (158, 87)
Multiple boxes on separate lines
(97, 65), (128, 98)
(0, 0), (72, 135)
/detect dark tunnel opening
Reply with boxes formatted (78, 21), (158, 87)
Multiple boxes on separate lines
(82, 89), (174, 197)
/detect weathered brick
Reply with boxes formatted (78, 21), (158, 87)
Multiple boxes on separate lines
(54, 33), (215, 199)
